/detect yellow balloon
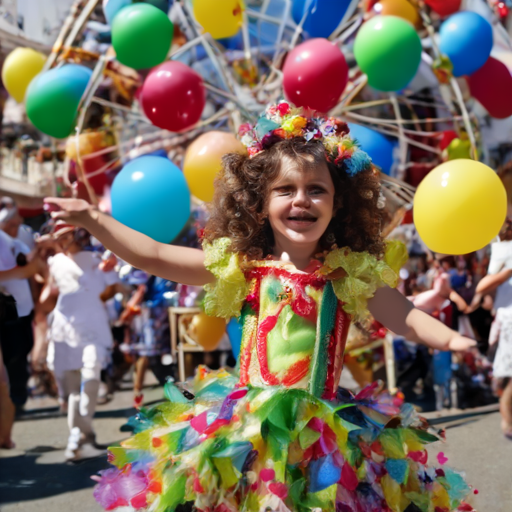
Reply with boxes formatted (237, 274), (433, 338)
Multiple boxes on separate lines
(375, 0), (420, 27)
(190, 313), (226, 351)
(1, 47), (46, 103)
(184, 131), (247, 202)
(414, 159), (507, 254)
(193, 0), (244, 39)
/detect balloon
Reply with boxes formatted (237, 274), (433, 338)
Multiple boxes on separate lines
(439, 12), (492, 77)
(414, 160), (507, 254)
(102, 0), (131, 24)
(103, 0), (171, 22)
(190, 313), (226, 351)
(26, 64), (92, 139)
(193, 0), (244, 39)
(424, 0), (461, 17)
(112, 3), (173, 70)
(1, 47), (46, 103)
(183, 131), (247, 202)
(374, 0), (420, 27)
(143, 0), (172, 12)
(291, 0), (352, 39)
(446, 138), (471, 160)
(467, 57), (512, 119)
(283, 38), (348, 113)
(226, 317), (242, 361)
(66, 132), (118, 195)
(348, 123), (395, 175)
(140, 61), (206, 132)
(353, 16), (422, 92)
(111, 156), (191, 243)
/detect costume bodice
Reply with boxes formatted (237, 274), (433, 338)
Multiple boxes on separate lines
(203, 238), (408, 399)
(238, 261), (350, 399)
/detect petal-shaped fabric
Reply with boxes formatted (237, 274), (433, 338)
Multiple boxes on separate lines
(203, 237), (250, 319)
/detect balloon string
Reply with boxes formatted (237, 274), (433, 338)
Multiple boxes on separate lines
(390, 92), (408, 180)
(333, 15), (363, 46)
(74, 129), (98, 206)
(418, 4), (478, 160)
(73, 55), (107, 207)
(449, 77), (478, 160)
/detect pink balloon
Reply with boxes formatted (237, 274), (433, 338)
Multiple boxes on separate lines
(467, 57), (512, 119)
(283, 38), (348, 113)
(140, 61), (206, 132)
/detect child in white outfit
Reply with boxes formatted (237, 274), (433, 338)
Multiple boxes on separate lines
(47, 223), (118, 460)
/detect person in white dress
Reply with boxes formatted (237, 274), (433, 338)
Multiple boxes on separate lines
(47, 221), (117, 460)
(477, 228), (512, 439)
(489, 305), (512, 439)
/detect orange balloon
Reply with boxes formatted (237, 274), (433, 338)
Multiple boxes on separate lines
(375, 0), (420, 27)
(190, 313), (226, 351)
(183, 131), (247, 202)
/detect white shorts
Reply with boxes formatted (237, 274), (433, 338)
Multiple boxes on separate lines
(48, 341), (111, 379)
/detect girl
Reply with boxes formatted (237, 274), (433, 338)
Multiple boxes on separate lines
(46, 103), (475, 512)
(46, 222), (118, 461)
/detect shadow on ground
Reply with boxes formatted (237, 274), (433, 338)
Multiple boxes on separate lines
(0, 449), (109, 504)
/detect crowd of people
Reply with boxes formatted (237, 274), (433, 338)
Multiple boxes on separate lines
(0, 192), (511, 463)
(0, 195), (180, 458)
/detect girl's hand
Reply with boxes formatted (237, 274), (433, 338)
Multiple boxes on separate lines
(44, 197), (94, 227)
(448, 335), (477, 352)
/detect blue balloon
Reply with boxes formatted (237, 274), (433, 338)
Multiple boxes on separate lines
(142, 0), (172, 13)
(219, 32), (244, 50)
(439, 12), (493, 77)
(292, 0), (352, 39)
(103, 0), (132, 25)
(226, 317), (243, 361)
(111, 156), (191, 243)
(348, 123), (395, 175)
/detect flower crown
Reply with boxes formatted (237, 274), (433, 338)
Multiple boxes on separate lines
(238, 101), (372, 176)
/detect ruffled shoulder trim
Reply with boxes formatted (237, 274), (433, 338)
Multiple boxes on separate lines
(320, 240), (408, 324)
(202, 238), (250, 319)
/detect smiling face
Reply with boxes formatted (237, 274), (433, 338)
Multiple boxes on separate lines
(267, 155), (335, 254)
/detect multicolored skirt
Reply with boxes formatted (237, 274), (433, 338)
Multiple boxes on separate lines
(93, 367), (474, 512)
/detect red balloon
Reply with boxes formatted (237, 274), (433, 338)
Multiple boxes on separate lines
(467, 57), (512, 119)
(283, 38), (348, 113)
(141, 61), (206, 132)
(424, 0), (461, 17)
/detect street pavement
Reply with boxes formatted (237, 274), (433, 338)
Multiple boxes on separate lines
(0, 379), (511, 512)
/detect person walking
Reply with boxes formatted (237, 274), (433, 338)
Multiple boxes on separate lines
(46, 221), (116, 461)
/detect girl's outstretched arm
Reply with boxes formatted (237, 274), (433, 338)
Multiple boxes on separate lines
(368, 286), (476, 351)
(44, 197), (213, 286)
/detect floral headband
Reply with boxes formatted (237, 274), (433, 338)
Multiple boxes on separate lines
(238, 101), (372, 177)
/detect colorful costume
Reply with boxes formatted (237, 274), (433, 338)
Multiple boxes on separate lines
(94, 239), (474, 512)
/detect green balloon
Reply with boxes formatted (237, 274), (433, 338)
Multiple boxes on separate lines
(354, 15), (422, 92)
(26, 64), (92, 139)
(112, 3), (173, 70)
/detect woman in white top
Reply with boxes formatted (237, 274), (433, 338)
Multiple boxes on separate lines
(47, 222), (117, 461)
(477, 223), (512, 439)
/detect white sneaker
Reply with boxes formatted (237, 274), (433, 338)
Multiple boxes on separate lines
(64, 427), (81, 461)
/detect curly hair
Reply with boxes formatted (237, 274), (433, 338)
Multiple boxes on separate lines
(203, 137), (385, 260)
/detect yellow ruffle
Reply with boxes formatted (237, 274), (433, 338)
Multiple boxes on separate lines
(322, 240), (408, 324)
(202, 238), (249, 319)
